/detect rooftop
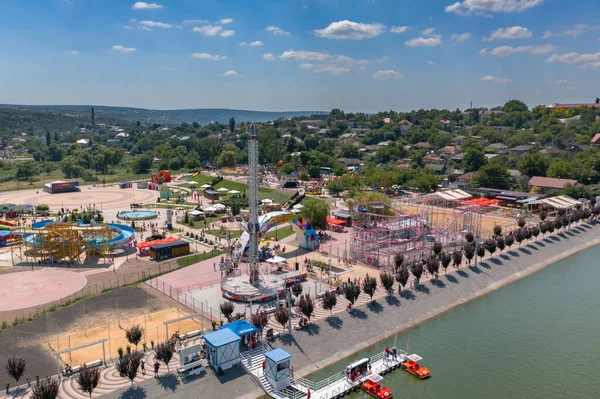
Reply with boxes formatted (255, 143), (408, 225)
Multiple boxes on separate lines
(528, 176), (577, 189)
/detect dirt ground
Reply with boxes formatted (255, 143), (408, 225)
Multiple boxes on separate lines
(398, 204), (517, 233)
(51, 307), (208, 366)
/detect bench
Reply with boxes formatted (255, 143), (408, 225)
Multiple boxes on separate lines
(62, 365), (81, 377)
(317, 288), (337, 299)
(61, 359), (101, 377)
(177, 360), (206, 377)
(182, 330), (202, 340)
(86, 359), (103, 368)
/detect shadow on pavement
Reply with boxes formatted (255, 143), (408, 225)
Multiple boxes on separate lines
(518, 248), (532, 255)
(367, 301), (384, 314)
(385, 295), (400, 307)
(401, 290), (416, 300)
(325, 316), (343, 330)
(156, 373), (179, 392)
(457, 270), (469, 278)
(431, 279), (445, 288)
(215, 364), (247, 384)
(351, 309), (368, 319)
(415, 284), (430, 295)
(445, 274), (458, 284)
(306, 323), (320, 336)
(118, 386), (147, 399)
(489, 258), (503, 266)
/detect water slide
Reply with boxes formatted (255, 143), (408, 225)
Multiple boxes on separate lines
(20, 221), (135, 249)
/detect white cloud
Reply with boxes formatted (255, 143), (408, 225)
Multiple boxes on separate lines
(390, 26), (408, 34)
(249, 40), (263, 46)
(279, 50), (331, 61)
(427, 60), (436, 65)
(485, 26), (532, 41)
(191, 53), (227, 61)
(70, 50), (80, 55)
(124, 25), (134, 30)
(132, 2), (163, 10)
(562, 24), (600, 38)
(372, 70), (404, 80)
(542, 30), (553, 39)
(138, 26), (152, 31)
(129, 18), (137, 23)
(222, 70), (239, 77)
(159, 66), (174, 71)
(451, 32), (472, 41)
(422, 28), (436, 36)
(314, 20), (386, 40)
(219, 18), (233, 25)
(536, 89), (544, 94)
(550, 80), (569, 85)
(302, 5), (308, 9)
(546, 51), (600, 69)
(262, 53), (276, 61)
(300, 64), (350, 75)
(404, 35), (442, 47)
(193, 25), (223, 36)
(478, 48), (488, 55)
(112, 45), (137, 53)
(265, 26), (290, 36)
(139, 20), (172, 28)
(484, 44), (557, 56)
(445, 0), (543, 17)
(183, 19), (209, 25)
(220, 30), (236, 37)
(481, 75), (512, 84)
(564, 86), (578, 91)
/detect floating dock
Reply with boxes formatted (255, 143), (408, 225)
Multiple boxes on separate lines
(241, 344), (407, 399)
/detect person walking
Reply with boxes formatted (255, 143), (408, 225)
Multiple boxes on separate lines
(153, 361), (160, 377)
(140, 360), (146, 375)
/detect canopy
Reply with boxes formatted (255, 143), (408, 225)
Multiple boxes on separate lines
(217, 187), (229, 192)
(262, 199), (273, 204)
(266, 256), (287, 263)
(228, 190), (240, 194)
(190, 210), (204, 215)
(204, 206), (217, 212)
(214, 203), (226, 210)
(135, 236), (178, 249)
(219, 319), (259, 336)
(327, 217), (346, 226)
(201, 184), (212, 188)
(290, 208), (301, 213)
(293, 204), (304, 209)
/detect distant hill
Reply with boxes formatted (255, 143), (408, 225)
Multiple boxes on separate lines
(0, 104), (314, 125)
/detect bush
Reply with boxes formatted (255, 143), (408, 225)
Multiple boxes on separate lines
(31, 376), (60, 399)
(125, 325), (144, 349)
(220, 301), (235, 322)
(76, 365), (100, 398)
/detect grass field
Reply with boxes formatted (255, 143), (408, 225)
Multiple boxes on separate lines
(192, 173), (293, 205)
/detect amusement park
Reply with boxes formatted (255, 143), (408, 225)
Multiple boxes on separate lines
(0, 123), (589, 399)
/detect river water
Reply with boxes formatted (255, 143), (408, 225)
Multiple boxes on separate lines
(307, 245), (600, 399)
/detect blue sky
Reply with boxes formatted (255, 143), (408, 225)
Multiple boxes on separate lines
(1, 0), (599, 112)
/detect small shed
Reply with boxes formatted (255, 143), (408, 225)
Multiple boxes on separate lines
(149, 240), (190, 261)
(264, 348), (292, 391)
(136, 181), (148, 189)
(203, 328), (241, 372)
(204, 189), (221, 201)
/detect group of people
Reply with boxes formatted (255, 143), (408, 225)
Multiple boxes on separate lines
(384, 347), (398, 361)
(242, 332), (260, 349)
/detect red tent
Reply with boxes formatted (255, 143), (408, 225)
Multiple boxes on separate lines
(326, 217), (346, 226)
(135, 236), (178, 249)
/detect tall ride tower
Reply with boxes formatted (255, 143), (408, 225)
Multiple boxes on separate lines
(247, 123), (260, 284)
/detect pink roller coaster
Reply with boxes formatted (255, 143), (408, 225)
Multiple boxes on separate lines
(350, 196), (483, 269)
(350, 202), (427, 268)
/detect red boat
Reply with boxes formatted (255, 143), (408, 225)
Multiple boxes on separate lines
(401, 354), (430, 379)
(361, 376), (392, 399)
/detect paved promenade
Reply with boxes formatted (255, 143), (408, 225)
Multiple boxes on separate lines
(96, 222), (600, 398)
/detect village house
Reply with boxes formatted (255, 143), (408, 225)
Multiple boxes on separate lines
(528, 176), (578, 194)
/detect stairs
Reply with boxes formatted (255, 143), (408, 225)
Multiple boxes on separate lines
(241, 344), (275, 395)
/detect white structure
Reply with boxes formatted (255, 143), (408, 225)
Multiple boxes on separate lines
(203, 328), (241, 372)
(264, 348), (291, 391)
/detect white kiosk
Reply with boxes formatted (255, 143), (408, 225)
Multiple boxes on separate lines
(203, 328), (241, 373)
(264, 348), (292, 391)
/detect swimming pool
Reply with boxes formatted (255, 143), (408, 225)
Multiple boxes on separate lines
(117, 210), (158, 221)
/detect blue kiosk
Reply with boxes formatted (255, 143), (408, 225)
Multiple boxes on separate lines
(219, 319), (260, 349)
(264, 348), (292, 391)
(203, 328), (241, 372)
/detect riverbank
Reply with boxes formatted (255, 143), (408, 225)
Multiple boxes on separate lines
(271, 222), (600, 386)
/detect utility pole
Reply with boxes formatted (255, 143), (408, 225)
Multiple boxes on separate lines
(474, 234), (480, 268)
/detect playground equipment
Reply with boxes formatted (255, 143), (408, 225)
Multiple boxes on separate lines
(305, 183), (322, 195)
(117, 210), (158, 221)
(151, 170), (172, 184)
(10, 221), (135, 265)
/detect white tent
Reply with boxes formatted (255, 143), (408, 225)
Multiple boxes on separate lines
(217, 187), (229, 192)
(262, 199), (273, 204)
(293, 204), (304, 209)
(201, 184), (212, 188)
(190, 210), (204, 216)
(290, 208), (301, 213)
(204, 206), (217, 212)
(266, 256), (287, 263)
(228, 190), (241, 194)
(214, 203), (226, 210)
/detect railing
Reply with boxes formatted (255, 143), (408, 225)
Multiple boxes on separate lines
(276, 387), (304, 399)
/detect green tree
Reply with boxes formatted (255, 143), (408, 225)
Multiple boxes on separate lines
(475, 162), (511, 189)
(321, 291), (337, 316)
(339, 143), (360, 158)
(134, 154), (152, 174)
(229, 117), (235, 134)
(517, 153), (550, 177)
(301, 200), (328, 230)
(76, 365), (100, 399)
(547, 160), (574, 179)
(31, 376), (60, 399)
(45, 129), (51, 147)
(16, 161), (39, 180)
(461, 139), (487, 172)
(503, 99), (528, 113)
